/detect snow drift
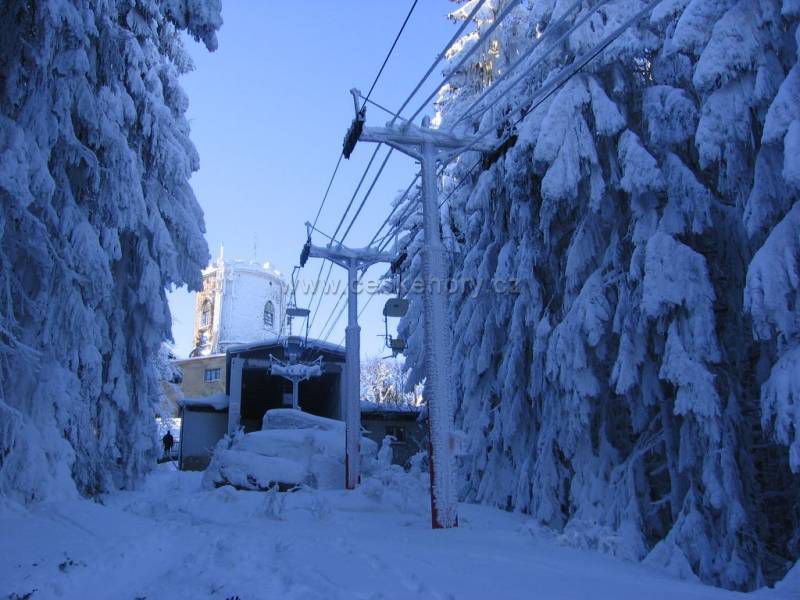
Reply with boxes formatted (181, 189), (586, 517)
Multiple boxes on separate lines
(203, 410), (378, 491)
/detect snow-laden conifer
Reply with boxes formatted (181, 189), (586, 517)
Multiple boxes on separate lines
(396, 0), (800, 589)
(0, 0), (221, 502)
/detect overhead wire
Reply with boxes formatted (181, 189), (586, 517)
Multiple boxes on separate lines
(321, 212), (404, 343)
(306, 144), (384, 330)
(444, 0), (663, 183)
(308, 4), (491, 338)
(340, 0), (553, 249)
(382, 0), (626, 245)
(370, 174), (420, 247)
(392, 0), (490, 119)
(318, 177), (422, 343)
(304, 3), (428, 328)
(306, 0), (419, 256)
(328, 0), (499, 254)
(308, 145), (394, 333)
(362, 0), (420, 108)
(338, 291), (379, 347)
(311, 154), (344, 230)
(329, 145), (383, 242)
(310, 0), (488, 239)
(340, 148), (395, 242)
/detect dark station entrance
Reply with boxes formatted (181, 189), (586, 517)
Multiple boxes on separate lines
(228, 338), (346, 433)
(298, 373), (340, 419)
(240, 370), (341, 432)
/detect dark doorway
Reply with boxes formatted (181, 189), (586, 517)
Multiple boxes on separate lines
(240, 369), (287, 432)
(298, 373), (341, 419)
(240, 369), (341, 431)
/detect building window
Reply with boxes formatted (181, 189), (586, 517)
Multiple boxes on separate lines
(204, 368), (221, 383)
(201, 300), (212, 328)
(263, 300), (275, 329)
(386, 425), (407, 444)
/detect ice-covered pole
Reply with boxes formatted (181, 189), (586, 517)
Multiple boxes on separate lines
(345, 262), (360, 489)
(419, 129), (458, 528)
(302, 231), (393, 489)
(356, 112), (494, 528)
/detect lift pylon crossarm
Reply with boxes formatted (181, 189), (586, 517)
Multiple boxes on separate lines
(306, 242), (393, 271)
(269, 358), (323, 381)
(359, 122), (495, 161)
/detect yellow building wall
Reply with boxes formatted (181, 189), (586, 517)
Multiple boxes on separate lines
(175, 355), (227, 398)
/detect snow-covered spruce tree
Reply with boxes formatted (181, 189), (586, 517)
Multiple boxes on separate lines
(396, 0), (799, 589)
(0, 0), (221, 502)
(154, 342), (183, 417)
(361, 356), (422, 408)
(741, 0), (800, 568)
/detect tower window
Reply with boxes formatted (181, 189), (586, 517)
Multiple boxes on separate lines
(201, 300), (212, 328)
(204, 368), (221, 382)
(264, 300), (275, 329)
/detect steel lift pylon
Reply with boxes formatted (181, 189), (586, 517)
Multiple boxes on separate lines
(300, 226), (394, 489)
(343, 88), (494, 529)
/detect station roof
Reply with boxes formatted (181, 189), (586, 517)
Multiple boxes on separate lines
(226, 336), (345, 358)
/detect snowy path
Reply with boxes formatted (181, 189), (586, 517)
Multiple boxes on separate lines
(2, 466), (797, 600)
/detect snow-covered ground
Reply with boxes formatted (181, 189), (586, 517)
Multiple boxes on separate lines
(2, 464), (797, 600)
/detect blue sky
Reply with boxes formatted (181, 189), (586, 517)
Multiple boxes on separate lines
(168, 1), (459, 358)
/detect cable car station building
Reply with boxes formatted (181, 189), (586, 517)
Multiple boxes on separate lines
(173, 250), (420, 472)
(178, 336), (347, 470)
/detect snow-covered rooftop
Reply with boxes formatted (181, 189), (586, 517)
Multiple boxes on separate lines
(226, 336), (345, 357)
(360, 400), (422, 414)
(202, 247), (286, 280)
(180, 393), (229, 411)
(173, 353), (225, 364)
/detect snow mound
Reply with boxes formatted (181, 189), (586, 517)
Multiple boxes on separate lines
(205, 450), (310, 491)
(262, 408), (345, 432)
(203, 410), (378, 491)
